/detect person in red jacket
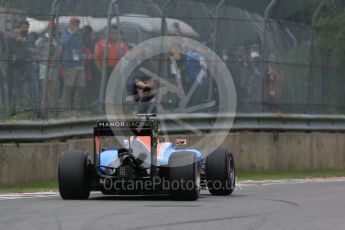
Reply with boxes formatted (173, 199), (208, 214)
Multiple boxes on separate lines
(265, 53), (285, 102)
(94, 25), (129, 85)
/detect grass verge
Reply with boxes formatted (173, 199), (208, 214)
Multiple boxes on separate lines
(0, 182), (58, 194)
(237, 169), (345, 181)
(1, 169), (344, 194)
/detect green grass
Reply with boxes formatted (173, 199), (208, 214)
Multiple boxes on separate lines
(237, 169), (345, 181)
(0, 181), (58, 194)
(1, 170), (345, 194)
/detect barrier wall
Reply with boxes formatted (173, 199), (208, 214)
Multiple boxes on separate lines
(1, 132), (345, 186)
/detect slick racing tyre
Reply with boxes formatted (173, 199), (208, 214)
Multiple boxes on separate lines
(168, 151), (201, 201)
(58, 150), (91, 200)
(206, 148), (235, 196)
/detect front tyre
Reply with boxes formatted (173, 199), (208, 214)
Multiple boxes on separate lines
(58, 150), (91, 200)
(206, 148), (235, 196)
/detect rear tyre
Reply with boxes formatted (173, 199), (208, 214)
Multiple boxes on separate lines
(168, 151), (200, 201)
(58, 150), (91, 200)
(206, 148), (235, 196)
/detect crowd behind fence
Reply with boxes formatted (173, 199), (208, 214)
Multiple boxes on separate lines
(0, 0), (344, 120)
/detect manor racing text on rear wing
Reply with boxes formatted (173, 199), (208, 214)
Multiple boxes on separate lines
(94, 120), (159, 137)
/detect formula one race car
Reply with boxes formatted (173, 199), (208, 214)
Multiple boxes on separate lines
(58, 114), (235, 201)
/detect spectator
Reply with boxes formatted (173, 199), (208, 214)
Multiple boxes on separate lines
(30, 32), (40, 45)
(172, 22), (182, 36)
(18, 20), (34, 45)
(6, 27), (32, 114)
(169, 43), (189, 101)
(170, 44), (190, 90)
(131, 43), (158, 114)
(231, 46), (249, 81)
(265, 53), (285, 103)
(18, 20), (38, 108)
(222, 49), (229, 63)
(247, 48), (263, 112)
(35, 21), (59, 110)
(94, 25), (129, 86)
(204, 29), (216, 49)
(81, 25), (98, 107)
(250, 44), (261, 59)
(222, 48), (233, 81)
(186, 46), (209, 107)
(59, 17), (85, 110)
(230, 45), (250, 111)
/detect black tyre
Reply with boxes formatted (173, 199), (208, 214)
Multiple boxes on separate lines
(168, 151), (200, 201)
(206, 148), (235, 196)
(58, 150), (91, 200)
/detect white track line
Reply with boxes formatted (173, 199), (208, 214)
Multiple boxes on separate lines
(236, 177), (345, 190)
(0, 192), (59, 201)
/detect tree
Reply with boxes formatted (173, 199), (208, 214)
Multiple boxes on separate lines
(316, 1), (345, 65)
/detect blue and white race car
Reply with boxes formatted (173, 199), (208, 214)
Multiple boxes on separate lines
(58, 115), (235, 201)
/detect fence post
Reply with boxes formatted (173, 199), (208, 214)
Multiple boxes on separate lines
(147, 0), (173, 178)
(307, 0), (326, 112)
(263, 0), (278, 53)
(160, 0), (172, 37)
(262, 0), (278, 112)
(213, 0), (225, 54)
(158, 0), (172, 104)
(207, 0), (225, 102)
(41, 0), (61, 118)
(114, 3), (123, 63)
(98, 0), (119, 112)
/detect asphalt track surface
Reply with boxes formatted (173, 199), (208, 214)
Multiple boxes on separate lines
(1, 179), (345, 230)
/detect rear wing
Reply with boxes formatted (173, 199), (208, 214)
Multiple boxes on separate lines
(94, 120), (159, 137)
(93, 120), (160, 177)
